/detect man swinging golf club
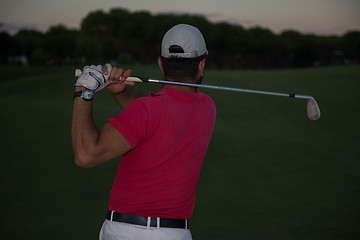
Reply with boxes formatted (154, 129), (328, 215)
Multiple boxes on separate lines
(71, 24), (216, 239)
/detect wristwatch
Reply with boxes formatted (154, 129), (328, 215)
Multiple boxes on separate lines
(74, 89), (93, 101)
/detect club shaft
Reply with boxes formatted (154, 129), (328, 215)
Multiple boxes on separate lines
(141, 78), (313, 100)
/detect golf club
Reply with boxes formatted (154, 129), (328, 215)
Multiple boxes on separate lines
(75, 69), (321, 120)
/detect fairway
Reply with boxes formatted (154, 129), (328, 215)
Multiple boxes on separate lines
(1, 65), (359, 239)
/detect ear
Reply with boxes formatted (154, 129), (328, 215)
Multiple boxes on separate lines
(158, 57), (164, 73)
(198, 58), (206, 76)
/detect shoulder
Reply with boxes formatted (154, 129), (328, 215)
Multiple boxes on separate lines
(123, 92), (165, 115)
(199, 91), (216, 108)
(134, 91), (165, 107)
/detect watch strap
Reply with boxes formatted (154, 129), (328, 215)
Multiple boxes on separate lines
(74, 90), (82, 98)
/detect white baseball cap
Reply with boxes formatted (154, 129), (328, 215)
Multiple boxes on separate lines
(161, 24), (208, 58)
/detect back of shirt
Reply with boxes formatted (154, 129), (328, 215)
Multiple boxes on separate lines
(107, 87), (216, 219)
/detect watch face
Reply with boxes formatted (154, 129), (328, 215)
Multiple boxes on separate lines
(83, 89), (93, 100)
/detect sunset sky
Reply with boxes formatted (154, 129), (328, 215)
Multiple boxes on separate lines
(1, 0), (359, 35)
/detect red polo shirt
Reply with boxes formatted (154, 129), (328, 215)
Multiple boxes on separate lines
(107, 87), (216, 219)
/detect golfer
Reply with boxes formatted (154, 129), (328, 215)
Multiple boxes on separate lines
(72, 24), (216, 240)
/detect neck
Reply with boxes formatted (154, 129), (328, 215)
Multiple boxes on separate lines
(162, 77), (197, 93)
(162, 84), (197, 93)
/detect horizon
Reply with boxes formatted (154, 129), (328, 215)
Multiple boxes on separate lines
(1, 0), (360, 36)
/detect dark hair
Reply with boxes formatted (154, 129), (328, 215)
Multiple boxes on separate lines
(161, 45), (206, 83)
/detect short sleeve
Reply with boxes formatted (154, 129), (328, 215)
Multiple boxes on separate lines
(107, 99), (149, 148)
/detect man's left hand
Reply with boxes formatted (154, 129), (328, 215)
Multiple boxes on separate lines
(75, 64), (112, 92)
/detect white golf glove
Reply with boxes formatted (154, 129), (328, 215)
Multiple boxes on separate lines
(75, 63), (112, 92)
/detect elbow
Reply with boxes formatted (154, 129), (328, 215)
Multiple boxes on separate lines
(74, 154), (96, 168)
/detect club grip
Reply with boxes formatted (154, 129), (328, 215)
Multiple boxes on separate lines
(75, 69), (82, 77)
(128, 76), (149, 82)
(74, 69), (148, 82)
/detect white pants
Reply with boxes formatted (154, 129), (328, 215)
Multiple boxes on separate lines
(99, 220), (193, 240)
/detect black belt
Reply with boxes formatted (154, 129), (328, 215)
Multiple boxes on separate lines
(106, 211), (189, 229)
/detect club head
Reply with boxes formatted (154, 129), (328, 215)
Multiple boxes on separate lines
(306, 98), (321, 120)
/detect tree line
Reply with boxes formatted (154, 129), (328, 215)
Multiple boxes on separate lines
(1, 7), (359, 69)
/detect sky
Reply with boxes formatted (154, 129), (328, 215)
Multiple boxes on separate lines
(1, 0), (359, 36)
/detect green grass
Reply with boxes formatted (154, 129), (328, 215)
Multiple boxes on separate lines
(1, 65), (359, 239)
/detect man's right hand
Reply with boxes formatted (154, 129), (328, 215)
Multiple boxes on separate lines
(103, 67), (134, 95)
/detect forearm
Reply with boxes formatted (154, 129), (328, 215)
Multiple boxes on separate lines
(112, 86), (145, 109)
(71, 90), (100, 167)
